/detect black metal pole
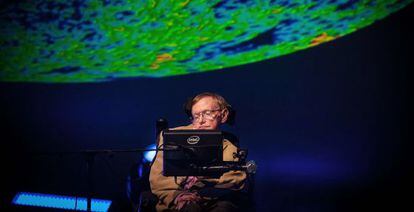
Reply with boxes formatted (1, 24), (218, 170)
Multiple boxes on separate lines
(85, 152), (95, 212)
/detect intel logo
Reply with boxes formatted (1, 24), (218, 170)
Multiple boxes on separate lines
(187, 136), (200, 144)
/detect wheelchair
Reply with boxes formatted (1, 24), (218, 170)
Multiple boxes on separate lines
(126, 119), (256, 212)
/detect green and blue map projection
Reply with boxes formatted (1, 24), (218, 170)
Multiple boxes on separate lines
(0, 0), (412, 83)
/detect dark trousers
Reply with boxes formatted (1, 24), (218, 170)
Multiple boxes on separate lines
(181, 200), (238, 212)
(180, 188), (253, 212)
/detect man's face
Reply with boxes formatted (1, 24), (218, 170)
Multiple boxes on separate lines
(191, 96), (224, 130)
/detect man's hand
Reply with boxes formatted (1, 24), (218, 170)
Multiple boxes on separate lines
(184, 176), (199, 190)
(174, 192), (201, 210)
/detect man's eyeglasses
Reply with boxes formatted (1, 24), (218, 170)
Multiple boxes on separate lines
(190, 109), (222, 122)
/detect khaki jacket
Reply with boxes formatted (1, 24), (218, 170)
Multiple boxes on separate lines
(149, 125), (246, 211)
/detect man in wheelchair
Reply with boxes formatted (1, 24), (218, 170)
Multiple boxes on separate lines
(150, 92), (252, 212)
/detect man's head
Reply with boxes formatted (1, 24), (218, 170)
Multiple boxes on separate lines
(186, 92), (230, 130)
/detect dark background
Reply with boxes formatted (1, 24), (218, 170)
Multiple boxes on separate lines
(1, 3), (412, 211)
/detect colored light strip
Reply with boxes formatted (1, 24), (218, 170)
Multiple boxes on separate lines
(12, 192), (111, 212)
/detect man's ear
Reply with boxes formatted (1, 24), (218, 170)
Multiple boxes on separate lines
(220, 108), (229, 124)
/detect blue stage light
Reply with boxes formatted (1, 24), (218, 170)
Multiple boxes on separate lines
(12, 192), (112, 212)
(143, 144), (157, 163)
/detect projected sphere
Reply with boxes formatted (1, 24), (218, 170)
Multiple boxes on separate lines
(0, 0), (412, 82)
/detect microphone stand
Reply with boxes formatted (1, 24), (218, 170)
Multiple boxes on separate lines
(81, 148), (165, 212)
(84, 151), (95, 212)
(25, 119), (172, 212)
(34, 147), (160, 212)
